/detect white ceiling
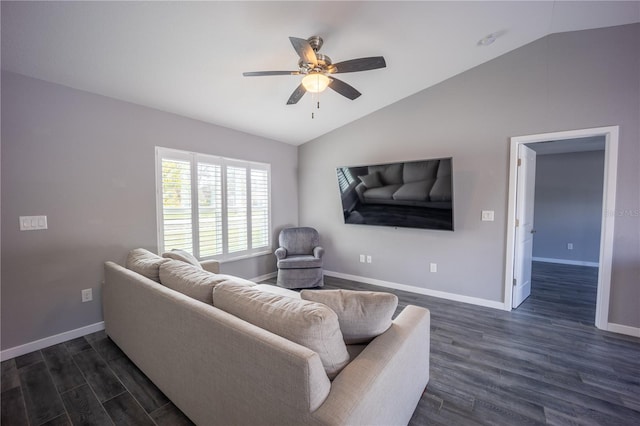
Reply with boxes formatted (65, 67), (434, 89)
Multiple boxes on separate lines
(2, 1), (639, 146)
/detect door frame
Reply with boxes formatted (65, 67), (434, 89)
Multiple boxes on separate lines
(504, 126), (619, 330)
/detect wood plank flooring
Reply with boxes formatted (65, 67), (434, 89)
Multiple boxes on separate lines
(2, 261), (639, 425)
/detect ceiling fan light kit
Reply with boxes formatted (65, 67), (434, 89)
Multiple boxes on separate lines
(301, 73), (330, 93)
(243, 35), (386, 109)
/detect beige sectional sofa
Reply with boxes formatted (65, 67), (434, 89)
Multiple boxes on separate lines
(103, 249), (431, 425)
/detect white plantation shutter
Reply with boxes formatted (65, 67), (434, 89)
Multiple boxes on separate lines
(161, 158), (193, 252)
(226, 165), (248, 253)
(251, 168), (269, 249)
(337, 167), (355, 193)
(198, 162), (223, 257)
(156, 147), (271, 261)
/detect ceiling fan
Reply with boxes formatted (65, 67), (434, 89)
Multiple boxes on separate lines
(243, 36), (386, 105)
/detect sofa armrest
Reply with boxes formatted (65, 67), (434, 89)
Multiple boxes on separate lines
(354, 182), (367, 203)
(200, 259), (220, 274)
(311, 305), (430, 426)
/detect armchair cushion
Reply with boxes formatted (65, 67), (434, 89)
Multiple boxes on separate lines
(278, 255), (323, 269)
(278, 227), (320, 256)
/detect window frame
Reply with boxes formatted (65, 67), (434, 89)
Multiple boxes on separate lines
(155, 147), (272, 262)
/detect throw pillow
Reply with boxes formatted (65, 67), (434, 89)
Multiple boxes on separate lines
(126, 248), (169, 282)
(159, 260), (254, 305)
(300, 289), (398, 344)
(358, 172), (383, 189)
(213, 282), (350, 380)
(162, 249), (203, 269)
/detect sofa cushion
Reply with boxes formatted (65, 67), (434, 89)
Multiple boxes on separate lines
(436, 158), (452, 177)
(212, 283), (350, 379)
(159, 260), (254, 305)
(429, 176), (452, 202)
(370, 163), (403, 185)
(392, 179), (435, 201)
(357, 172), (382, 189)
(126, 248), (169, 282)
(300, 289), (398, 344)
(254, 284), (301, 299)
(363, 184), (402, 201)
(162, 249), (202, 269)
(402, 160), (439, 183)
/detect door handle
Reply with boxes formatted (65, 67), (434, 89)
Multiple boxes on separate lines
(531, 229), (537, 234)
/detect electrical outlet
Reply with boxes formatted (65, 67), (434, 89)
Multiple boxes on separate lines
(366, 255), (372, 264)
(81, 288), (93, 302)
(430, 263), (437, 273)
(359, 254), (365, 263)
(567, 243), (573, 250)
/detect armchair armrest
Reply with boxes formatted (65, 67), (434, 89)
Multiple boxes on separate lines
(274, 247), (287, 260)
(313, 246), (325, 259)
(200, 259), (220, 274)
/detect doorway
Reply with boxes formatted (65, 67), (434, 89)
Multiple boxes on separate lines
(504, 126), (619, 331)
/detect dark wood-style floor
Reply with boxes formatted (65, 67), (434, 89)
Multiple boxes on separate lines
(2, 261), (639, 425)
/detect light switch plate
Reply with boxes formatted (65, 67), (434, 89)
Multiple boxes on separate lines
(19, 215), (48, 231)
(481, 210), (495, 221)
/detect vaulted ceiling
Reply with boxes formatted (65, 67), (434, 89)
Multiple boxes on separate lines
(2, 1), (639, 145)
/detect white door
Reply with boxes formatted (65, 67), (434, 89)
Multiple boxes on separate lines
(512, 144), (537, 308)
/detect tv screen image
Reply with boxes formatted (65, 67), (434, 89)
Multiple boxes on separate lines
(336, 158), (454, 231)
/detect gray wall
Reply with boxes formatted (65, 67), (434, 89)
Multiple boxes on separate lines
(1, 71), (299, 350)
(298, 24), (639, 327)
(532, 150), (605, 264)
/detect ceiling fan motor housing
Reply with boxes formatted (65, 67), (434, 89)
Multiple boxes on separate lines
(307, 35), (323, 52)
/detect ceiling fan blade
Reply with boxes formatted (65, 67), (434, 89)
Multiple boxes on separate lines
(331, 56), (386, 73)
(289, 37), (318, 67)
(243, 71), (300, 77)
(328, 77), (361, 100)
(286, 84), (307, 105)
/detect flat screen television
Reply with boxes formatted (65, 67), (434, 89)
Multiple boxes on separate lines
(336, 157), (454, 231)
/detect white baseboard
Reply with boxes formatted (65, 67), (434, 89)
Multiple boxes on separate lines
(324, 270), (507, 311)
(251, 271), (277, 283)
(532, 257), (599, 267)
(1, 321), (105, 361)
(607, 323), (640, 338)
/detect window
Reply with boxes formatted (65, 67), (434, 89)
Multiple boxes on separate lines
(337, 167), (356, 193)
(156, 147), (271, 261)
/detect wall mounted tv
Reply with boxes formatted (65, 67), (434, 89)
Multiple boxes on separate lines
(336, 157), (454, 231)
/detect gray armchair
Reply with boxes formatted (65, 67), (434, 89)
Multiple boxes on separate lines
(275, 227), (324, 289)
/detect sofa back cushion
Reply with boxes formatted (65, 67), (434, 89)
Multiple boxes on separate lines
(430, 159), (453, 202)
(402, 160), (439, 183)
(369, 163), (403, 185)
(212, 282), (350, 379)
(126, 248), (169, 282)
(159, 260), (254, 305)
(300, 289), (398, 344)
(162, 249), (202, 269)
